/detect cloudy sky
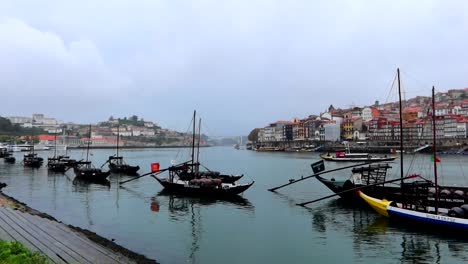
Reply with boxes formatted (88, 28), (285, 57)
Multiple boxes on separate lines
(1, 1), (467, 136)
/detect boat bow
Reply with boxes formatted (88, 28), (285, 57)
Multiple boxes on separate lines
(357, 190), (392, 217)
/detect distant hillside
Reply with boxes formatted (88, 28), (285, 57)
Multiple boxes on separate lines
(0, 116), (44, 136)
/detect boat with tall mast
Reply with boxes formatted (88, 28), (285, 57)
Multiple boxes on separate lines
(23, 135), (43, 168)
(315, 69), (468, 207)
(47, 132), (67, 173)
(105, 124), (140, 175)
(154, 111), (254, 197)
(360, 85), (468, 232)
(73, 125), (110, 182)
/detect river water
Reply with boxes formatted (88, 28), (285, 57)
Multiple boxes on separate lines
(1, 147), (468, 263)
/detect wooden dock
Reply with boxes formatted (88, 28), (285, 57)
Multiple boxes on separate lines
(0, 206), (137, 264)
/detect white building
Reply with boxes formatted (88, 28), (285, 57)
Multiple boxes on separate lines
(324, 123), (341, 141)
(7, 116), (32, 124)
(362, 107), (373, 121)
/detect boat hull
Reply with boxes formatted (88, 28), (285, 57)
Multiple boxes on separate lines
(320, 154), (396, 162)
(4, 157), (15, 163)
(109, 164), (140, 175)
(156, 178), (254, 197)
(74, 168), (110, 181)
(48, 162), (67, 173)
(359, 191), (468, 233)
(317, 175), (468, 208)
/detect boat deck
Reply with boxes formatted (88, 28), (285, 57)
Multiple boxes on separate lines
(0, 205), (136, 264)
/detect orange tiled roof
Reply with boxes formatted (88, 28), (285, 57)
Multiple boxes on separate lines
(38, 135), (56, 141)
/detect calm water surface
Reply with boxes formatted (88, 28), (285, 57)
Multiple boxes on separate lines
(1, 147), (468, 264)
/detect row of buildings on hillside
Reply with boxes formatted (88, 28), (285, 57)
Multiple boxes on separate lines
(256, 88), (468, 146)
(6, 114), (190, 147)
(7, 114), (60, 133)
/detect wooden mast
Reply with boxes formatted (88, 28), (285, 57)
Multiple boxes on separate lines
(432, 86), (439, 214)
(191, 110), (196, 172)
(86, 125), (91, 163)
(64, 129), (68, 156)
(54, 130), (57, 158)
(196, 118), (201, 167)
(116, 123), (120, 157)
(397, 68), (404, 185)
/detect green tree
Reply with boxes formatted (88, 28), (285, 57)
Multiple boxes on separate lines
(248, 128), (260, 142)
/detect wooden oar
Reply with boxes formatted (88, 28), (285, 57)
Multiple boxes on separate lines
(296, 174), (419, 207)
(268, 160), (390, 192)
(119, 169), (168, 185)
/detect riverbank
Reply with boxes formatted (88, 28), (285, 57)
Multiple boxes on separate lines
(0, 190), (158, 264)
(68, 144), (211, 150)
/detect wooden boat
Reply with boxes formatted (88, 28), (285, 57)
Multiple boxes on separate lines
(74, 125), (110, 181)
(4, 152), (15, 164)
(0, 146), (8, 158)
(47, 133), (70, 173)
(23, 153), (43, 168)
(358, 190), (468, 232)
(359, 85), (468, 233)
(154, 111), (253, 197)
(155, 177), (254, 197)
(316, 70), (468, 208)
(74, 166), (111, 181)
(108, 156), (140, 175)
(105, 124), (140, 175)
(316, 166), (468, 208)
(320, 152), (396, 162)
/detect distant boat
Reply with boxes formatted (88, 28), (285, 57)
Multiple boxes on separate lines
(74, 125), (110, 182)
(0, 146), (8, 158)
(8, 144), (31, 152)
(47, 133), (72, 173)
(320, 152), (397, 162)
(23, 134), (43, 168)
(23, 153), (43, 168)
(34, 145), (50, 151)
(4, 151), (15, 164)
(321, 141), (396, 162)
(105, 124), (140, 175)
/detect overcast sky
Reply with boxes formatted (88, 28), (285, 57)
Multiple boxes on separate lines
(1, 1), (467, 136)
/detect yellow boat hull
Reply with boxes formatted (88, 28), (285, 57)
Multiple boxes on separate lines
(357, 190), (392, 217)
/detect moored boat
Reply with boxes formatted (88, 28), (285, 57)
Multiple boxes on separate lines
(47, 133), (70, 173)
(320, 152), (396, 162)
(359, 85), (468, 234)
(4, 151), (15, 164)
(155, 177), (254, 197)
(74, 125), (110, 182)
(23, 153), (43, 168)
(105, 124), (140, 175)
(358, 190), (468, 233)
(152, 111), (253, 197)
(316, 70), (468, 208)
(108, 156), (140, 175)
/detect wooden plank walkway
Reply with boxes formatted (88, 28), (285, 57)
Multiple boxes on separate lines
(0, 206), (136, 264)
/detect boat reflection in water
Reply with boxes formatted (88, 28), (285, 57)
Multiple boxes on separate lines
(153, 190), (254, 263)
(71, 177), (111, 192)
(155, 190), (254, 214)
(306, 199), (468, 263)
